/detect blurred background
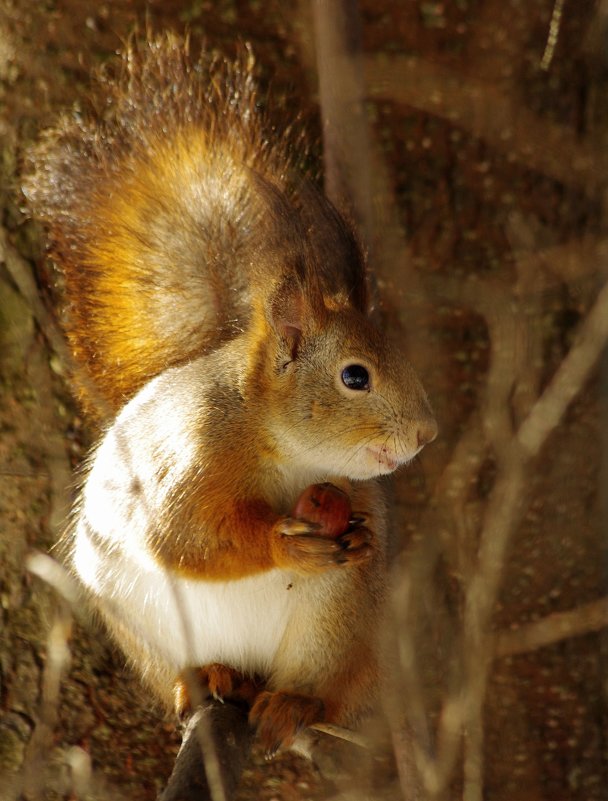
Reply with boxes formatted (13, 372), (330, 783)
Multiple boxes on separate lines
(0, 1), (606, 799)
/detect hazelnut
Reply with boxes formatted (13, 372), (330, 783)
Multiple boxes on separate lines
(291, 482), (352, 538)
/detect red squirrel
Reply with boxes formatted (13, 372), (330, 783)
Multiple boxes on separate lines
(24, 34), (437, 757)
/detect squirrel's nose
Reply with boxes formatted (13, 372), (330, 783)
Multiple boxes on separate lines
(417, 417), (438, 449)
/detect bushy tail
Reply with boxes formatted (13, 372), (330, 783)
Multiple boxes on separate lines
(24, 34), (301, 418)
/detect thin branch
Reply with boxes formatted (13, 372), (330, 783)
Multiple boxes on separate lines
(541, 0), (566, 70)
(364, 55), (604, 192)
(160, 702), (253, 801)
(0, 226), (70, 366)
(309, 722), (372, 749)
(0, 225), (113, 422)
(517, 277), (608, 458)
(297, 0), (437, 374)
(311, 0), (374, 247)
(16, 599), (72, 800)
(26, 551), (81, 606)
(419, 236), (606, 316)
(495, 597), (608, 658)
(414, 274), (608, 799)
(455, 277), (608, 800)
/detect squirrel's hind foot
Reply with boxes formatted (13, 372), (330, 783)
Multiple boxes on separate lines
(174, 663), (264, 716)
(249, 689), (325, 759)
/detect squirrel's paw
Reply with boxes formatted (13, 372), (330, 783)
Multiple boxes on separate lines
(249, 690), (324, 759)
(174, 663), (263, 716)
(273, 516), (372, 572)
(277, 517), (321, 537)
(272, 517), (357, 573)
(336, 522), (373, 563)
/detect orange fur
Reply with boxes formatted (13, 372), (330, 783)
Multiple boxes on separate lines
(24, 37), (310, 419)
(151, 473), (372, 581)
(175, 664), (265, 713)
(250, 692), (325, 757)
(26, 35), (437, 758)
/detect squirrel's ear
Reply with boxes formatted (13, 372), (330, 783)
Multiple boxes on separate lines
(268, 277), (311, 360)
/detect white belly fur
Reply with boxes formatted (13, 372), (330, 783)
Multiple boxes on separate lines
(73, 521), (297, 677)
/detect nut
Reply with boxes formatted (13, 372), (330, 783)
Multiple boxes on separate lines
(291, 482), (352, 538)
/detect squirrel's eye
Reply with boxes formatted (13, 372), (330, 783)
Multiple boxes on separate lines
(341, 364), (370, 391)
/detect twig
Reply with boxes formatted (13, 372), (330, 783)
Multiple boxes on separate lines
(0, 226), (70, 366)
(415, 275), (608, 798)
(516, 281), (608, 457)
(160, 702), (253, 801)
(505, 212), (546, 423)
(495, 597), (608, 658)
(455, 276), (608, 800)
(390, 723), (425, 801)
(298, 0), (436, 373)
(109, 426), (232, 801)
(541, 0), (566, 70)
(436, 413), (488, 582)
(308, 10), (438, 796)
(27, 551), (80, 606)
(363, 54), (604, 192)
(311, 0), (374, 248)
(419, 236), (606, 316)
(309, 721), (372, 749)
(0, 224), (113, 422)
(16, 598), (72, 800)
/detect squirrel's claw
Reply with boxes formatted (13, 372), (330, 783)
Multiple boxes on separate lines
(339, 526), (372, 551)
(336, 528), (372, 566)
(174, 664), (264, 717)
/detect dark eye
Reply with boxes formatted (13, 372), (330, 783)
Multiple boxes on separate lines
(341, 364), (370, 391)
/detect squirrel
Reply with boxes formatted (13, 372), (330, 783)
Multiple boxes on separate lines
(24, 34), (437, 757)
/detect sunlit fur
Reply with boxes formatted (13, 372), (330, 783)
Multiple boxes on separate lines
(28, 35), (437, 749)
(70, 356), (390, 723)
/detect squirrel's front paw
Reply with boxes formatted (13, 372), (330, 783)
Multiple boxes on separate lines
(273, 517), (340, 572)
(336, 520), (373, 563)
(249, 690), (324, 759)
(273, 516), (371, 572)
(272, 483), (372, 573)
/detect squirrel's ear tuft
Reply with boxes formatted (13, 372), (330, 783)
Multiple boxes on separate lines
(268, 277), (309, 360)
(266, 274), (327, 360)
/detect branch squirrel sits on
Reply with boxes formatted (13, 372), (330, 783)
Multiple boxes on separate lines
(24, 34), (437, 758)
